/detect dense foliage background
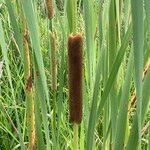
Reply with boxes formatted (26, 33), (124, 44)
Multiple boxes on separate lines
(0, 0), (150, 149)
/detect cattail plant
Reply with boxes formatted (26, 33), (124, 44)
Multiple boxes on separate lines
(46, 0), (57, 133)
(23, 29), (35, 150)
(46, 0), (54, 20)
(50, 32), (57, 91)
(50, 31), (57, 131)
(68, 33), (83, 150)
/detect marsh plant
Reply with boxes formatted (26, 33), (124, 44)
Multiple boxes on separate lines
(0, 0), (150, 150)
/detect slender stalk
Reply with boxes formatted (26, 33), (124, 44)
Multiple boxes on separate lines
(73, 123), (79, 150)
(72, 0), (77, 33)
(23, 29), (35, 150)
(67, 0), (77, 33)
(50, 32), (57, 131)
(46, 0), (57, 147)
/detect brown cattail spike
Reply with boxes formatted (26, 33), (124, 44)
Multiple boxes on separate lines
(68, 33), (83, 124)
(46, 0), (54, 19)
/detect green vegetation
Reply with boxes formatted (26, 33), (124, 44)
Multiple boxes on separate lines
(0, 0), (150, 149)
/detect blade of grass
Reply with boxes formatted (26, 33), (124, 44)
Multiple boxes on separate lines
(96, 24), (132, 119)
(5, 0), (24, 60)
(131, 0), (144, 147)
(83, 0), (95, 93)
(86, 47), (103, 150)
(124, 0), (130, 32)
(113, 50), (133, 150)
(34, 58), (51, 149)
(109, 0), (117, 144)
(145, 0), (150, 35)
(126, 66), (150, 150)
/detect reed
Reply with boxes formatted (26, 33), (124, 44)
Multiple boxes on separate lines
(23, 29), (35, 150)
(46, 0), (57, 146)
(50, 32), (57, 92)
(50, 31), (57, 133)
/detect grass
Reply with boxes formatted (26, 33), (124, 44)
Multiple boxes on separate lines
(0, 0), (150, 150)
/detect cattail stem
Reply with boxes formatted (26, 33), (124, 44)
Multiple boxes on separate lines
(46, 0), (57, 145)
(73, 123), (78, 150)
(24, 29), (35, 150)
(50, 32), (57, 92)
(50, 31), (58, 150)
(72, 0), (77, 33)
(67, 0), (77, 33)
(50, 32), (57, 131)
